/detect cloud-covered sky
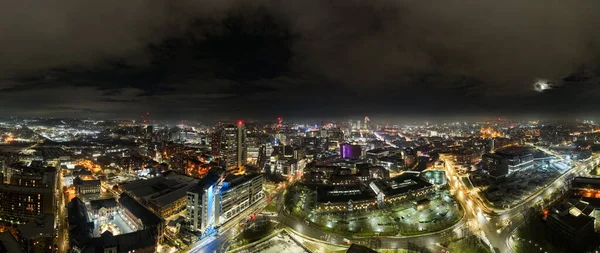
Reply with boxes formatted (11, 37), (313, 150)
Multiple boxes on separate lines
(1, 0), (600, 121)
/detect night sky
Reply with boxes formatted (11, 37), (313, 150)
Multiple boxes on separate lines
(2, 0), (600, 121)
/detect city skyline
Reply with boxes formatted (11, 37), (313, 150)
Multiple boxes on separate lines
(0, 117), (600, 252)
(3, 1), (600, 253)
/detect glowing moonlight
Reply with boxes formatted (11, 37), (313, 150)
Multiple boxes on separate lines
(534, 80), (551, 92)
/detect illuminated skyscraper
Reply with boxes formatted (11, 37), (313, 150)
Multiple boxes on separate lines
(212, 122), (247, 170)
(186, 170), (264, 235)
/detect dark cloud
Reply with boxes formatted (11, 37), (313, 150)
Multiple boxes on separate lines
(1, 0), (600, 120)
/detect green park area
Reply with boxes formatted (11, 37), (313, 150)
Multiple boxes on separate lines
(512, 212), (560, 253)
(230, 220), (277, 248)
(263, 200), (278, 213)
(443, 235), (491, 253)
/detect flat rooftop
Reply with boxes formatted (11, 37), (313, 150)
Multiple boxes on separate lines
(189, 169), (225, 194)
(316, 185), (375, 203)
(222, 173), (261, 189)
(0, 232), (20, 253)
(90, 198), (118, 211)
(572, 177), (600, 189)
(120, 174), (198, 207)
(366, 148), (387, 154)
(18, 214), (55, 239)
(495, 146), (532, 156)
(372, 174), (433, 197)
(35, 147), (71, 160)
(118, 193), (162, 226)
(547, 210), (594, 232)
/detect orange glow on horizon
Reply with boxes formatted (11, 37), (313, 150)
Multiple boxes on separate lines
(480, 127), (502, 138)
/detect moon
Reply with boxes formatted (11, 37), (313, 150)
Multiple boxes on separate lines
(534, 80), (551, 92)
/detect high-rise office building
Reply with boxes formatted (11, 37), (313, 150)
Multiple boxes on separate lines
(0, 158), (6, 184)
(212, 122), (247, 170)
(145, 125), (153, 136)
(211, 129), (222, 157)
(246, 135), (263, 166)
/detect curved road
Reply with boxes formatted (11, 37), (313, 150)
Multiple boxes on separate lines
(277, 208), (464, 250)
(185, 146), (600, 253)
(442, 149), (600, 253)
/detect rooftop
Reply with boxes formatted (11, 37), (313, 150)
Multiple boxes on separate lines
(74, 177), (100, 186)
(150, 184), (194, 207)
(221, 173), (262, 191)
(494, 146), (532, 156)
(67, 197), (93, 243)
(118, 193), (163, 226)
(546, 199), (596, 235)
(0, 232), (20, 253)
(120, 174), (199, 207)
(90, 198), (118, 211)
(377, 156), (403, 163)
(316, 185), (375, 203)
(35, 147), (71, 160)
(372, 174), (433, 197)
(547, 209), (594, 233)
(572, 177), (600, 189)
(18, 214), (55, 239)
(366, 148), (387, 154)
(85, 228), (157, 253)
(189, 169), (224, 194)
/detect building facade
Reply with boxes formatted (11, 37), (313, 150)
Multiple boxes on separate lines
(482, 147), (533, 178)
(316, 174), (435, 213)
(90, 198), (118, 223)
(186, 172), (264, 235)
(340, 144), (362, 159)
(212, 123), (247, 170)
(0, 183), (54, 225)
(73, 176), (101, 195)
(219, 174), (264, 224)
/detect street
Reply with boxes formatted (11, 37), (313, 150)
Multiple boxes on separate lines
(56, 168), (68, 253)
(441, 147), (600, 253)
(180, 145), (600, 253)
